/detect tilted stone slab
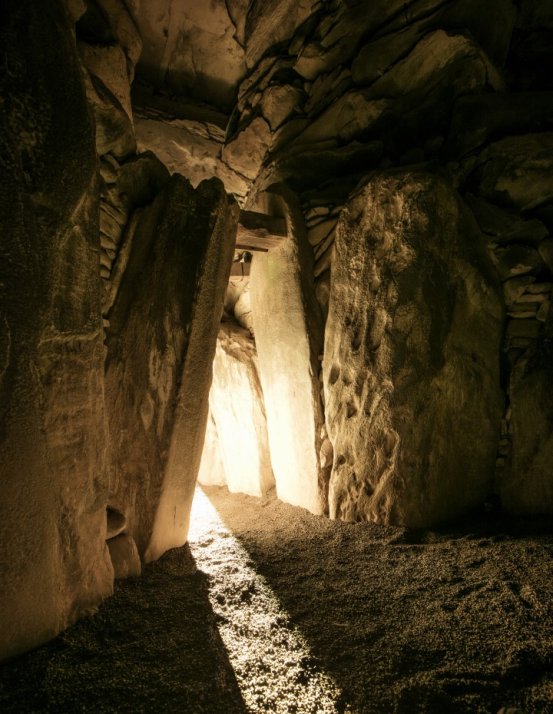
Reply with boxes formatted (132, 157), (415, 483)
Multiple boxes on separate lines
(502, 344), (553, 514)
(104, 175), (237, 561)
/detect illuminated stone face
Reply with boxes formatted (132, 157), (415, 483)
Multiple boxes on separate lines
(198, 323), (274, 498)
(3, 0), (553, 665)
(323, 172), (503, 528)
(250, 248), (324, 514)
(249, 194), (326, 516)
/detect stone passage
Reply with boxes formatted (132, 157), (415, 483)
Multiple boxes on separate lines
(2, 0), (553, 664)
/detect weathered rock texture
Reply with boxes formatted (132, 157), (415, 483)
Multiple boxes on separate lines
(198, 414), (226, 488)
(73, 0), (242, 564)
(0, 0), (239, 661)
(143, 182), (238, 561)
(3, 0), (553, 664)
(500, 336), (553, 514)
(198, 323), (274, 497)
(98, 151), (170, 303)
(105, 176), (237, 561)
(0, 1), (113, 660)
(463, 134), (553, 514)
(106, 533), (141, 579)
(131, 0), (246, 111)
(250, 190), (326, 514)
(76, 0), (142, 159)
(323, 172), (504, 527)
(134, 109), (249, 201)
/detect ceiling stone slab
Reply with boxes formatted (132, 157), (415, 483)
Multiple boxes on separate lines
(131, 0), (246, 111)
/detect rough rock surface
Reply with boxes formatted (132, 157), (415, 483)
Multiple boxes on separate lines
(1, 486), (552, 713)
(124, 0), (521, 211)
(76, 0), (143, 77)
(99, 152), (171, 309)
(106, 534), (142, 579)
(473, 133), (553, 211)
(75, 0), (142, 161)
(134, 112), (249, 199)
(323, 171), (504, 527)
(131, 0), (246, 110)
(3, 0), (553, 666)
(198, 324), (274, 498)
(78, 42), (137, 159)
(250, 190), (325, 514)
(105, 176), (238, 560)
(197, 414), (226, 488)
(0, 1), (113, 660)
(502, 339), (553, 514)
(144, 182), (238, 561)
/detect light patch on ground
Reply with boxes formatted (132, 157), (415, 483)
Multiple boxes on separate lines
(188, 486), (350, 714)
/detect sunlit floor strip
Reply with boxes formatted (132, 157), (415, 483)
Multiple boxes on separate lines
(188, 487), (349, 714)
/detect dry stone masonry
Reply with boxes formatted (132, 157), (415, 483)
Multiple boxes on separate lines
(2, 0), (553, 660)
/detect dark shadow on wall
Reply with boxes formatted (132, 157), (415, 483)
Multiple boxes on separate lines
(0, 546), (247, 714)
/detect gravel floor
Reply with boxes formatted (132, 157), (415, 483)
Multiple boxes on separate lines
(1, 485), (552, 713)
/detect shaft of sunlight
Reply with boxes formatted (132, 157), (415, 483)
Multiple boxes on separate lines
(188, 486), (353, 714)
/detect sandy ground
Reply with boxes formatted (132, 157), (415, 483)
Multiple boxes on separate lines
(1, 485), (552, 713)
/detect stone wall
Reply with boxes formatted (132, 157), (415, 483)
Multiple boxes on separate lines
(0, 0), (238, 660)
(3, 0), (553, 662)
(74, 0), (239, 564)
(323, 171), (503, 527)
(0, 0), (113, 661)
(187, 0), (553, 521)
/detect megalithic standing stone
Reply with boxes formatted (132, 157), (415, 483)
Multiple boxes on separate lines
(104, 176), (237, 561)
(0, 0), (113, 661)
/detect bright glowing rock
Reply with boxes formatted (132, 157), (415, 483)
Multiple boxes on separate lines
(250, 190), (326, 515)
(198, 324), (274, 498)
